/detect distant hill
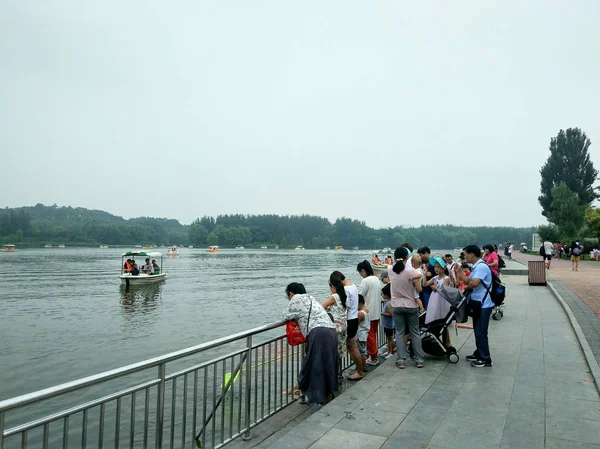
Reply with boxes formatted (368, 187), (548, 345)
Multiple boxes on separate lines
(0, 203), (538, 249)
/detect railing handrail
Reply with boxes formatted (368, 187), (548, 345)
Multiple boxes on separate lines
(0, 319), (287, 412)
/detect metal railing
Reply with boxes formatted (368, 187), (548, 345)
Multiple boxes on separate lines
(0, 320), (388, 449)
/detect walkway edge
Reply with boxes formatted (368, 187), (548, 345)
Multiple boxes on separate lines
(547, 281), (600, 393)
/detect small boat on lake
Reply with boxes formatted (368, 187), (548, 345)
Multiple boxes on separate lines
(58, 244), (66, 248)
(135, 245), (142, 248)
(99, 245), (109, 249)
(167, 246), (179, 255)
(44, 244), (52, 248)
(260, 246), (267, 249)
(371, 263), (390, 275)
(207, 246), (220, 253)
(235, 246), (245, 250)
(120, 251), (166, 285)
(3, 244), (16, 252)
(295, 246), (305, 250)
(352, 246), (359, 250)
(188, 245), (193, 249)
(334, 246), (344, 251)
(143, 245), (153, 249)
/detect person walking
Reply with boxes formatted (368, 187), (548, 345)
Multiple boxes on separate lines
(388, 247), (424, 369)
(456, 245), (494, 368)
(571, 241), (583, 271)
(543, 239), (553, 269)
(283, 283), (338, 404)
(357, 260), (382, 367)
(483, 244), (500, 276)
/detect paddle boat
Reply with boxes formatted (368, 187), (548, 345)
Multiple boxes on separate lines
(44, 244), (52, 248)
(100, 244), (109, 249)
(167, 246), (179, 255)
(235, 246), (245, 250)
(58, 244), (66, 248)
(120, 251), (166, 285)
(188, 245), (194, 249)
(334, 246), (344, 251)
(207, 246), (220, 253)
(295, 246), (305, 250)
(260, 246), (267, 249)
(143, 245), (153, 249)
(3, 244), (16, 252)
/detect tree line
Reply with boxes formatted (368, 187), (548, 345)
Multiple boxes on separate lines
(1, 204), (535, 249)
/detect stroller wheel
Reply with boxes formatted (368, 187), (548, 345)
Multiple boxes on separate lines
(448, 353), (459, 363)
(492, 311), (502, 321)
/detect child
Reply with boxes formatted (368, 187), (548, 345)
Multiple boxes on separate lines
(411, 255), (426, 314)
(425, 257), (452, 347)
(357, 294), (370, 364)
(380, 284), (395, 358)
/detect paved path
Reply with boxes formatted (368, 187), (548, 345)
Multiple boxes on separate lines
(513, 252), (600, 368)
(234, 276), (600, 449)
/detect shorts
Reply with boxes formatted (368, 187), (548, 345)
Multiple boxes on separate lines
(358, 340), (367, 355)
(571, 255), (580, 261)
(384, 327), (395, 338)
(346, 318), (359, 340)
(544, 255), (552, 261)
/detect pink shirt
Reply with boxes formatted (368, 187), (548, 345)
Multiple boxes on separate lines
(486, 252), (499, 275)
(388, 265), (419, 308)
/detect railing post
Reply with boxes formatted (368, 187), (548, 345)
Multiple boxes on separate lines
(0, 411), (4, 449)
(242, 335), (253, 441)
(155, 363), (166, 449)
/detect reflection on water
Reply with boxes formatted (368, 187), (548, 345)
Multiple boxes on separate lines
(120, 283), (163, 313)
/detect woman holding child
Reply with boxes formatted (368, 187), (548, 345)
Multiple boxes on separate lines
(388, 247), (425, 369)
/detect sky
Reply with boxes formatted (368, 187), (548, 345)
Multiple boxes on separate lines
(1, 1), (599, 229)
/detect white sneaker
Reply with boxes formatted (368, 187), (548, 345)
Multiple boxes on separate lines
(384, 353), (393, 359)
(379, 351), (390, 358)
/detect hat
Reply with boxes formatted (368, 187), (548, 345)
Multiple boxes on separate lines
(380, 272), (390, 280)
(431, 257), (446, 268)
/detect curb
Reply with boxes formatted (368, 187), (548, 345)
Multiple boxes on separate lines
(547, 281), (600, 393)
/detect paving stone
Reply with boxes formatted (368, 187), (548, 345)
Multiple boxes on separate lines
(545, 437), (600, 448)
(546, 416), (600, 445)
(501, 419), (544, 449)
(309, 428), (386, 449)
(334, 407), (407, 437)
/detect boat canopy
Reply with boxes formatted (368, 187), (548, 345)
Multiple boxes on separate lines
(122, 251), (163, 257)
(3, 244), (15, 247)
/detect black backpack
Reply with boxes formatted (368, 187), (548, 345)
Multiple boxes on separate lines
(539, 245), (545, 256)
(483, 265), (506, 306)
(498, 255), (506, 269)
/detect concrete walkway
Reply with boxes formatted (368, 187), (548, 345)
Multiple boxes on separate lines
(246, 276), (600, 449)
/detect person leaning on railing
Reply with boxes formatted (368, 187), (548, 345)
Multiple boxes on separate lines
(283, 282), (339, 405)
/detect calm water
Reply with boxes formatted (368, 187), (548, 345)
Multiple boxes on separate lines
(0, 247), (372, 400)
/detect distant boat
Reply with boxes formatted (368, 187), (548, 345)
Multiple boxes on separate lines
(207, 246), (220, 253)
(44, 244), (52, 248)
(352, 246), (359, 250)
(188, 245), (193, 249)
(58, 244), (66, 248)
(274, 245), (279, 250)
(143, 245), (153, 249)
(295, 246), (305, 251)
(325, 246), (331, 250)
(3, 244), (16, 252)
(334, 246), (344, 251)
(135, 245), (142, 248)
(167, 246), (179, 255)
(100, 245), (109, 249)
(235, 246), (245, 250)
(260, 246), (267, 249)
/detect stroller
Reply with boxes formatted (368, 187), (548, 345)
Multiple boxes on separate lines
(407, 285), (468, 364)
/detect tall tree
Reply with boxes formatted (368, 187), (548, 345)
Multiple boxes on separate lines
(539, 128), (598, 217)
(547, 183), (585, 239)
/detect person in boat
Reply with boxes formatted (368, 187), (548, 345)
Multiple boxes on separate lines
(372, 254), (381, 266)
(142, 258), (153, 274)
(123, 259), (133, 273)
(131, 260), (140, 276)
(152, 259), (160, 274)
(386, 255), (393, 265)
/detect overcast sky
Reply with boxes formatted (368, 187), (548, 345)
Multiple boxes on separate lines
(1, 1), (599, 228)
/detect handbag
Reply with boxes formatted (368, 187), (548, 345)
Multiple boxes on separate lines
(286, 297), (313, 346)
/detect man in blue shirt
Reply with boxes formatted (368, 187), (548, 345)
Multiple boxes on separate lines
(456, 245), (494, 367)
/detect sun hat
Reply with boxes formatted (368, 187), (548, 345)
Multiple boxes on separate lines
(430, 257), (447, 268)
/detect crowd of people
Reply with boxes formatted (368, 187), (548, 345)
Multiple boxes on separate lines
(541, 239), (588, 271)
(123, 258), (160, 275)
(283, 243), (501, 405)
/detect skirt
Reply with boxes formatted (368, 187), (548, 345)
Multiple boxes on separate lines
(298, 327), (339, 404)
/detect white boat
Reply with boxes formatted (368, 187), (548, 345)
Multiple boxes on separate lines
(371, 263), (390, 275)
(58, 244), (66, 248)
(44, 244), (52, 248)
(334, 246), (344, 251)
(135, 245), (142, 248)
(3, 244), (16, 252)
(295, 246), (305, 250)
(352, 246), (359, 250)
(260, 246), (267, 249)
(100, 245), (109, 249)
(188, 245), (194, 249)
(235, 246), (245, 250)
(207, 246), (220, 253)
(120, 251), (166, 285)
(167, 246), (179, 255)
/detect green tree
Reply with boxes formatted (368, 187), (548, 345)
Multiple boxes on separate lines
(189, 219), (208, 246)
(206, 232), (218, 246)
(584, 207), (600, 244)
(547, 183), (586, 239)
(539, 128), (598, 217)
(536, 224), (559, 242)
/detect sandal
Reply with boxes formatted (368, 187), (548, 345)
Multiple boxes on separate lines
(348, 373), (364, 381)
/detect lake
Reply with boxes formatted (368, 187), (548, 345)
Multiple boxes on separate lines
(0, 247), (375, 401)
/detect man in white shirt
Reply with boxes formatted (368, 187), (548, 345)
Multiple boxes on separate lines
(543, 240), (553, 269)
